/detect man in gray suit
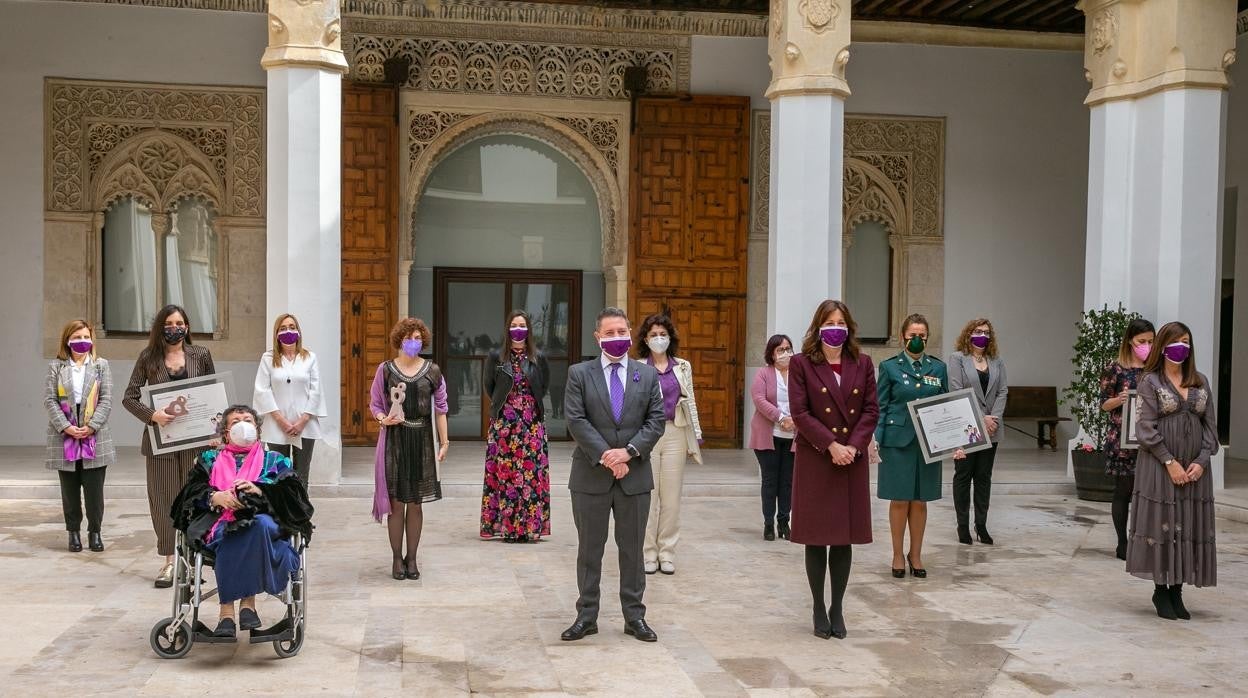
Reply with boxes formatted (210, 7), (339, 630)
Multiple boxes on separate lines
(560, 307), (666, 643)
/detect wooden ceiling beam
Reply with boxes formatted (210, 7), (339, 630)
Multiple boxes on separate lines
(902, 0), (945, 16)
(929, 0), (974, 13)
(1011, 0), (1075, 24)
(856, 0), (895, 14)
(957, 0), (1021, 20)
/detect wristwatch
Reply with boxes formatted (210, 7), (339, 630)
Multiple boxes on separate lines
(626, 444), (641, 459)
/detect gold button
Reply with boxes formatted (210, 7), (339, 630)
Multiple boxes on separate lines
(825, 407), (832, 413)
(821, 387), (828, 393)
(850, 409), (855, 414)
(853, 389), (859, 395)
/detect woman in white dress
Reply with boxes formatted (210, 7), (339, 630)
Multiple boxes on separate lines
(253, 313), (327, 484)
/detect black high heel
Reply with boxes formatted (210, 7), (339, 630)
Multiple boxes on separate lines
(975, 526), (994, 546)
(906, 554), (927, 579)
(812, 606), (832, 639)
(392, 555), (405, 580)
(405, 556), (421, 580)
(957, 525), (973, 546)
(891, 557), (905, 578)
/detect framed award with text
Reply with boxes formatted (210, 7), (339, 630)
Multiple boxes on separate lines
(1121, 389), (1142, 450)
(140, 372), (233, 455)
(907, 388), (993, 463)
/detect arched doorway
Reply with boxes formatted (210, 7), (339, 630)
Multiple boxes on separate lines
(409, 133), (606, 440)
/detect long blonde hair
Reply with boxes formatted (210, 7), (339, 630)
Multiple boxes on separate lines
(271, 313), (309, 367)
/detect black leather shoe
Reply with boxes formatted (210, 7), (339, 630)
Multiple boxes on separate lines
(764, 524), (776, 541)
(392, 556), (405, 580)
(624, 618), (658, 642)
(957, 525), (973, 545)
(812, 606), (832, 639)
(560, 620), (598, 641)
(405, 557), (421, 580)
(67, 532), (82, 553)
(1169, 586), (1191, 620)
(88, 532), (104, 552)
(213, 618), (237, 638)
(829, 609), (847, 640)
(777, 520), (790, 540)
(975, 525), (994, 546)
(1115, 541), (1127, 561)
(238, 608), (262, 631)
(1152, 587), (1178, 620)
(906, 554), (927, 579)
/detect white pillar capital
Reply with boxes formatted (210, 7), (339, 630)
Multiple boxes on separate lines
(261, 0), (349, 74)
(1078, 0), (1237, 106)
(765, 0), (851, 99)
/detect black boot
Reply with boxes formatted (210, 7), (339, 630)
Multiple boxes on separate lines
(67, 532), (82, 553)
(88, 532), (104, 552)
(1152, 585), (1178, 620)
(764, 523), (776, 541)
(777, 520), (791, 540)
(1169, 585), (1191, 620)
(975, 524), (994, 546)
(957, 524), (973, 545)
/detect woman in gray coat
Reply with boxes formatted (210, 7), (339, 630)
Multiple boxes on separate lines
(44, 319), (115, 552)
(948, 318), (1008, 546)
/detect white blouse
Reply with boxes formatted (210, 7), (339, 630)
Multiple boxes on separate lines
(253, 350), (327, 446)
(773, 368), (794, 438)
(70, 362), (87, 405)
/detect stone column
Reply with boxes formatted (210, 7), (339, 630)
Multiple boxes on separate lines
(765, 0), (851, 339)
(263, 0), (348, 484)
(1078, 0), (1238, 488)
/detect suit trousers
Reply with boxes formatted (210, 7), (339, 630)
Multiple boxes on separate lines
(269, 438), (317, 486)
(146, 450), (197, 556)
(754, 436), (794, 525)
(58, 460), (106, 533)
(643, 421), (689, 564)
(571, 482), (651, 623)
(953, 442), (998, 528)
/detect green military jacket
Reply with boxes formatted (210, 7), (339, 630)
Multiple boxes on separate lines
(875, 352), (948, 449)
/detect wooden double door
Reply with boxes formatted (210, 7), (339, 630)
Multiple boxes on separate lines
(629, 96), (751, 447)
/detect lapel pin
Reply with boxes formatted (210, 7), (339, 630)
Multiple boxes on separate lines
(632, 370), (640, 383)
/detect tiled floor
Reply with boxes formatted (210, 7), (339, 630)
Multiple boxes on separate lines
(2, 491), (1247, 696)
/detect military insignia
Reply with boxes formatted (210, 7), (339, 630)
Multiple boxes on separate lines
(922, 376), (941, 387)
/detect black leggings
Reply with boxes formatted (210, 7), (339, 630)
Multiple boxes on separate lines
(1112, 472), (1135, 548)
(58, 460), (106, 533)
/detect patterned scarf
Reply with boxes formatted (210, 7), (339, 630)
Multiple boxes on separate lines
(58, 362), (99, 462)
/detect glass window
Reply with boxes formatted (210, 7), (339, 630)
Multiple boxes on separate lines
(844, 220), (892, 342)
(101, 195), (219, 334)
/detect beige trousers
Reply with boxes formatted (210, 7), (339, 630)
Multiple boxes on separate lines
(643, 421), (689, 564)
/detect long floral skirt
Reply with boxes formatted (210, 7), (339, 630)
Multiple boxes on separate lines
(480, 396), (551, 542)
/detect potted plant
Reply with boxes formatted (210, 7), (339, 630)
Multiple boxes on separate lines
(1061, 304), (1140, 502)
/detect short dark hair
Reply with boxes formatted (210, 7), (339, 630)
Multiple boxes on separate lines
(763, 334), (793, 365)
(218, 404), (262, 438)
(636, 313), (679, 359)
(596, 307), (629, 329)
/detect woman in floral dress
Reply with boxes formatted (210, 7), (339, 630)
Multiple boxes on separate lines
(480, 310), (551, 542)
(1098, 318), (1154, 560)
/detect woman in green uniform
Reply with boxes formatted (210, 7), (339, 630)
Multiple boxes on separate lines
(876, 314), (950, 579)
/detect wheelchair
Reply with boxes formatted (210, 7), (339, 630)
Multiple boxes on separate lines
(149, 529), (308, 659)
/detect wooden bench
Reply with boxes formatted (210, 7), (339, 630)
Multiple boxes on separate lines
(1003, 386), (1071, 451)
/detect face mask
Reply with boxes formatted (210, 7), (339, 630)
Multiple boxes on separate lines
(906, 335), (927, 355)
(278, 330), (300, 346)
(68, 340), (93, 355)
(508, 327), (528, 343)
(819, 325), (848, 348)
(229, 420), (258, 447)
(599, 336), (632, 359)
(163, 327), (187, 345)
(1163, 342), (1191, 365)
(647, 336), (671, 354)
(1132, 343), (1152, 362)
(970, 334), (990, 350)
(774, 350), (792, 367)
(401, 338), (423, 357)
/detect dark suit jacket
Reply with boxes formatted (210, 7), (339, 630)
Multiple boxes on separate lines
(483, 349), (550, 420)
(123, 344), (216, 456)
(564, 357), (665, 495)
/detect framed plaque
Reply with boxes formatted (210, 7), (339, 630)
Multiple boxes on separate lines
(907, 388), (994, 464)
(140, 372), (233, 455)
(1121, 389), (1142, 450)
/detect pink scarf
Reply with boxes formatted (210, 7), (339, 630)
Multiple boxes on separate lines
(207, 442), (265, 542)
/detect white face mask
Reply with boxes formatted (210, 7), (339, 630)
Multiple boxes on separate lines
(229, 420), (258, 447)
(647, 336), (671, 354)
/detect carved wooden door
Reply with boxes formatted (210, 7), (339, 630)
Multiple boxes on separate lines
(341, 83), (399, 445)
(629, 96), (750, 446)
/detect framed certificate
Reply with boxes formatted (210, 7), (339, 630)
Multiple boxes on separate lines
(907, 388), (994, 464)
(1121, 389), (1142, 450)
(140, 372), (233, 455)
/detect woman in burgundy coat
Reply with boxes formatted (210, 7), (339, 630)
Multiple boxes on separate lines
(788, 299), (880, 640)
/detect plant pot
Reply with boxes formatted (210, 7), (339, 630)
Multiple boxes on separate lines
(1071, 449), (1115, 502)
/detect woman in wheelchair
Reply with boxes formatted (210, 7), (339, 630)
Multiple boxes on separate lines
(171, 405), (313, 638)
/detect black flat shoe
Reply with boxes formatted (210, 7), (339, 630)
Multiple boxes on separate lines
(764, 524), (776, 541)
(67, 532), (82, 553)
(777, 520), (791, 540)
(212, 618), (237, 638)
(624, 618), (658, 642)
(561, 620), (598, 642)
(906, 554), (927, 579)
(238, 608), (262, 631)
(1169, 586), (1191, 620)
(1152, 587), (1178, 620)
(88, 532), (104, 552)
(957, 525), (973, 545)
(812, 607), (832, 639)
(392, 556), (405, 580)
(975, 526), (994, 546)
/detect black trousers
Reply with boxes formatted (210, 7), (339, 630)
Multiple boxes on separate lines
(755, 436), (794, 524)
(58, 460), (106, 533)
(269, 438), (317, 485)
(953, 442), (997, 528)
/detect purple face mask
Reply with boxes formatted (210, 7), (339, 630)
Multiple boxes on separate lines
(509, 327), (529, 343)
(970, 334), (990, 349)
(68, 340), (93, 355)
(402, 338), (423, 357)
(819, 326), (848, 348)
(277, 330), (300, 346)
(1163, 342), (1191, 364)
(600, 336), (632, 359)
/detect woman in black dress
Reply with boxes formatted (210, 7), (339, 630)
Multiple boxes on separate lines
(369, 317), (449, 580)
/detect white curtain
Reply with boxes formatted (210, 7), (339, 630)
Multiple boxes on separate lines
(102, 198), (158, 332)
(166, 199), (217, 332)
